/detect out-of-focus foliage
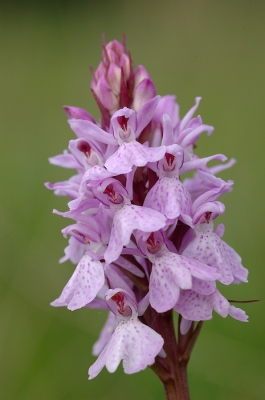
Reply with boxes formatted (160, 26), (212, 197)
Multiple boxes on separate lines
(0, 1), (264, 399)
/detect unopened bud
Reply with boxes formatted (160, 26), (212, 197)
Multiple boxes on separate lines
(63, 106), (96, 123)
(133, 78), (156, 112)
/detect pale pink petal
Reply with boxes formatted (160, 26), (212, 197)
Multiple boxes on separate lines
(105, 141), (166, 174)
(92, 312), (117, 356)
(175, 290), (213, 321)
(191, 277), (216, 295)
(51, 255), (104, 310)
(212, 290), (230, 318)
(149, 252), (192, 313)
(49, 152), (81, 169)
(223, 241), (248, 283)
(104, 204), (166, 264)
(182, 233), (235, 285)
(229, 305), (248, 322)
(144, 177), (192, 225)
(180, 154), (227, 174)
(180, 318), (192, 335)
(89, 317), (163, 379)
(179, 97), (201, 132)
(133, 78), (156, 112)
(69, 119), (117, 145)
(136, 95), (160, 136)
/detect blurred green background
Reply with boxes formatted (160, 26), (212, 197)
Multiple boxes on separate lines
(1, 0), (264, 399)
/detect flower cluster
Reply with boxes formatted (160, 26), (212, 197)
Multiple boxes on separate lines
(46, 38), (248, 381)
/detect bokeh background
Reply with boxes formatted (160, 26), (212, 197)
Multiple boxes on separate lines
(1, 0), (264, 399)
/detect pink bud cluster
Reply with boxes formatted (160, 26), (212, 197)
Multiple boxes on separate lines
(46, 38), (248, 383)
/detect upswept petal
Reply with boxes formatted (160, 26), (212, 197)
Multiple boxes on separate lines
(136, 95), (161, 136)
(53, 199), (100, 221)
(161, 114), (175, 146)
(49, 152), (81, 169)
(115, 256), (145, 277)
(179, 97), (201, 133)
(51, 254), (104, 310)
(104, 264), (134, 297)
(133, 78), (156, 112)
(179, 123), (214, 148)
(69, 119), (118, 145)
(152, 95), (179, 127)
(183, 169), (233, 202)
(180, 154), (227, 174)
(175, 255), (220, 281)
(192, 183), (233, 216)
(80, 166), (117, 189)
(63, 105), (96, 122)
(45, 174), (81, 199)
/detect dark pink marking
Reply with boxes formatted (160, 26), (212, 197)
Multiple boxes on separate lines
(77, 141), (91, 158)
(117, 115), (129, 131)
(165, 153), (175, 167)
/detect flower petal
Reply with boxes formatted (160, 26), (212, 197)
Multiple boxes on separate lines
(69, 119), (117, 145)
(144, 176), (192, 224)
(105, 141), (166, 174)
(51, 254), (104, 310)
(212, 290), (230, 318)
(104, 204), (166, 264)
(92, 312), (117, 356)
(149, 252), (192, 312)
(89, 317), (163, 379)
(182, 233), (235, 285)
(175, 290), (213, 321)
(229, 305), (248, 322)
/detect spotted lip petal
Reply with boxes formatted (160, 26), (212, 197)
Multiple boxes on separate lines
(51, 254), (104, 310)
(175, 289), (248, 322)
(149, 255), (190, 313)
(104, 204), (166, 264)
(182, 230), (247, 285)
(105, 140), (166, 174)
(174, 290), (213, 321)
(144, 176), (192, 225)
(88, 317), (164, 379)
(149, 251), (220, 313)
